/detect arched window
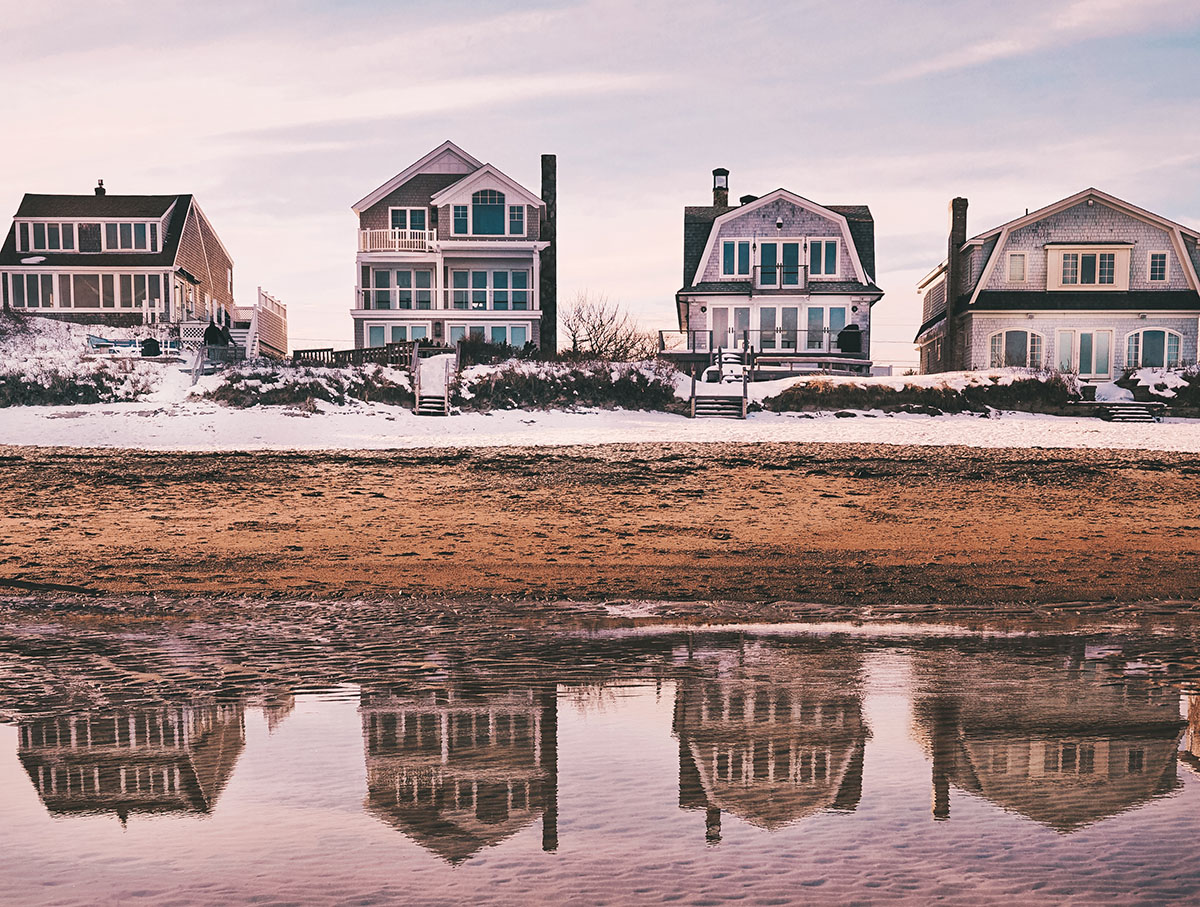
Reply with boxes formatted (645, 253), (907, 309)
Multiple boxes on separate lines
(1126, 329), (1182, 369)
(471, 189), (505, 235)
(988, 330), (1043, 368)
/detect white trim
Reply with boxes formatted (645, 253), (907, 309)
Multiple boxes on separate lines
(429, 163), (545, 209)
(1055, 328), (1113, 378)
(987, 328), (1045, 368)
(351, 141), (483, 213)
(1125, 327), (1184, 368)
(1047, 246), (1129, 291)
(719, 238), (753, 278)
(807, 237), (841, 279)
(690, 189), (870, 287)
(388, 206), (429, 232)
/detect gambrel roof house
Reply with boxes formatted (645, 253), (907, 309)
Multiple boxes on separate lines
(351, 140), (556, 351)
(668, 169), (883, 375)
(0, 184), (236, 328)
(916, 188), (1200, 378)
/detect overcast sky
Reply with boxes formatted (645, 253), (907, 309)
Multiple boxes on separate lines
(4, 0), (1199, 365)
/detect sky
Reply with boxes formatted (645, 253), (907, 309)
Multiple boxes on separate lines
(3, 0), (1199, 367)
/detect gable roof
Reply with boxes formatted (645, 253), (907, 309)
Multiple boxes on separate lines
(429, 162), (545, 209)
(0, 193), (195, 268)
(964, 188), (1200, 307)
(352, 140), (483, 213)
(683, 190), (877, 291)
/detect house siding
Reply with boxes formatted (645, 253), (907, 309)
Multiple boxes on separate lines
(699, 198), (861, 284)
(986, 201), (1189, 292)
(174, 203), (234, 321)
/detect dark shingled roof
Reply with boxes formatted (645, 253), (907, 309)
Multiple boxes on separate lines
(0, 194), (192, 268)
(403, 172), (474, 203)
(680, 199), (878, 290)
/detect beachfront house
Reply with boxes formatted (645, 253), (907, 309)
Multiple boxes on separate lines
(0, 183), (237, 329)
(662, 169), (884, 375)
(351, 141), (556, 351)
(916, 189), (1200, 379)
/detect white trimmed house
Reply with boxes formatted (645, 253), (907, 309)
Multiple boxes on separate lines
(916, 189), (1200, 379)
(351, 141), (554, 350)
(664, 169), (883, 375)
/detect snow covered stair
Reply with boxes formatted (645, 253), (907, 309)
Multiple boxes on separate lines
(413, 352), (455, 417)
(691, 394), (746, 419)
(1097, 402), (1165, 423)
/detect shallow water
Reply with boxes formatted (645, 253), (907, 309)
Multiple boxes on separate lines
(3, 621), (1200, 904)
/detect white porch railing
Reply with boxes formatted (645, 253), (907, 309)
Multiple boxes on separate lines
(358, 228), (436, 252)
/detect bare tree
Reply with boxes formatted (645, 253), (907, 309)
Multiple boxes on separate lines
(560, 291), (658, 361)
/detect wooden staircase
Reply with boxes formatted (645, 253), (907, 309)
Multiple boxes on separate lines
(691, 395), (746, 419)
(416, 393), (449, 416)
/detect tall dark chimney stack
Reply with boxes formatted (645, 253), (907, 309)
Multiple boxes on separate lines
(95, 179), (106, 197)
(942, 197), (968, 370)
(712, 168), (729, 207)
(539, 154), (557, 354)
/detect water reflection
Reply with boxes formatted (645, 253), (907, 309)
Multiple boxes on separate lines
(360, 682), (558, 863)
(673, 641), (867, 841)
(913, 645), (1186, 831)
(16, 701), (245, 821)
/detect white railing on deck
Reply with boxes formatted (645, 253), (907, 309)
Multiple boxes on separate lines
(358, 229), (436, 252)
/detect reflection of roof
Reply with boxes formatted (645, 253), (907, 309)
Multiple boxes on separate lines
(955, 733), (1182, 832)
(18, 704), (245, 818)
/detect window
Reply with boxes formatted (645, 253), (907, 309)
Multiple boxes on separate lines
(1149, 252), (1168, 282)
(1052, 247), (1128, 290)
(17, 223), (28, 252)
(509, 205), (524, 235)
(25, 222), (75, 252)
(372, 269), (391, 309)
(453, 205), (468, 234)
(1126, 329), (1182, 368)
(805, 306), (847, 350)
(77, 223), (101, 253)
(1008, 253), (1026, 282)
(756, 242), (803, 287)
(101, 222), (158, 251)
(760, 242), (777, 286)
(368, 325), (385, 348)
(471, 189), (505, 235)
(809, 239), (838, 277)
(989, 330), (1044, 368)
(73, 274), (101, 308)
(389, 208), (427, 232)
(450, 270), (529, 310)
(722, 240), (752, 277)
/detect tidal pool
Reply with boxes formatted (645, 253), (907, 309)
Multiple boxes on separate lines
(1, 620), (1199, 904)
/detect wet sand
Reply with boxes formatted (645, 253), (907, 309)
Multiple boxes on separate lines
(3, 442), (1200, 619)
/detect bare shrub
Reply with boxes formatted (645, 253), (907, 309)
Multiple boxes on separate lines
(560, 292), (658, 361)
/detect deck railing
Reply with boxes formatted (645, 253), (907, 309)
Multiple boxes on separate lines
(659, 327), (869, 357)
(356, 287), (537, 312)
(358, 228), (437, 253)
(291, 342), (448, 367)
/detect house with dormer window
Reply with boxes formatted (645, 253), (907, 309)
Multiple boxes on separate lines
(351, 141), (556, 350)
(916, 189), (1200, 378)
(0, 183), (236, 328)
(665, 169), (883, 375)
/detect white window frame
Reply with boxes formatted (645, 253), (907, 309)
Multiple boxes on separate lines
(1147, 250), (1169, 283)
(446, 322), (531, 346)
(720, 239), (752, 278)
(365, 322), (429, 346)
(988, 329), (1044, 369)
(449, 269), (532, 312)
(755, 239), (806, 288)
(808, 238), (840, 279)
(1126, 328), (1183, 369)
(1007, 252), (1027, 283)
(1057, 328), (1112, 378)
(508, 205), (525, 236)
(1047, 246), (1130, 291)
(22, 221), (76, 253)
(388, 207), (428, 233)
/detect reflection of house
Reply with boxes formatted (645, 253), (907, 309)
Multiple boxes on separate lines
(913, 650), (1185, 832)
(360, 683), (557, 864)
(17, 702), (245, 820)
(673, 644), (867, 841)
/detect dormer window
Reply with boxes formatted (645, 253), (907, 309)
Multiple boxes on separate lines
(102, 222), (159, 252)
(18, 222), (76, 252)
(1048, 245), (1129, 290)
(471, 190), (505, 235)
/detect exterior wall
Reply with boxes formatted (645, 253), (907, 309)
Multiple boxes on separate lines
(174, 203), (234, 321)
(433, 203), (539, 241)
(698, 198), (861, 284)
(986, 201), (1189, 292)
(965, 311), (1199, 372)
(361, 184), (439, 232)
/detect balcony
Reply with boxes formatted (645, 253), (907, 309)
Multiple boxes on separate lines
(358, 228), (436, 253)
(355, 287), (537, 312)
(752, 264), (808, 293)
(659, 327), (869, 358)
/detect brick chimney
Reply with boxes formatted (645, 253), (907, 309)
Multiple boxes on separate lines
(95, 179), (106, 197)
(942, 197), (968, 370)
(712, 168), (729, 207)
(539, 153), (557, 354)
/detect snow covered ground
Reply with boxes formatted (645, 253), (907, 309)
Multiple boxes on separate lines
(4, 397), (1200, 452)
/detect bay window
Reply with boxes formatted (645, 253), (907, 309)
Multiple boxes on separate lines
(989, 330), (1044, 368)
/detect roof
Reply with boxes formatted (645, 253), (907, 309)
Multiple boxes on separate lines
(352, 140), (484, 213)
(429, 162), (545, 209)
(681, 193), (878, 290)
(0, 194), (193, 268)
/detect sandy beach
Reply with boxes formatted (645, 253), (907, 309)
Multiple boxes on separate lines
(3, 441), (1199, 618)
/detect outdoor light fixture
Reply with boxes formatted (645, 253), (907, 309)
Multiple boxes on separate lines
(775, 216), (784, 230)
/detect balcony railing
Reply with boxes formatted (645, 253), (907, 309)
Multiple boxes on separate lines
(358, 228), (436, 253)
(659, 327), (869, 358)
(356, 287), (537, 312)
(752, 264), (808, 292)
